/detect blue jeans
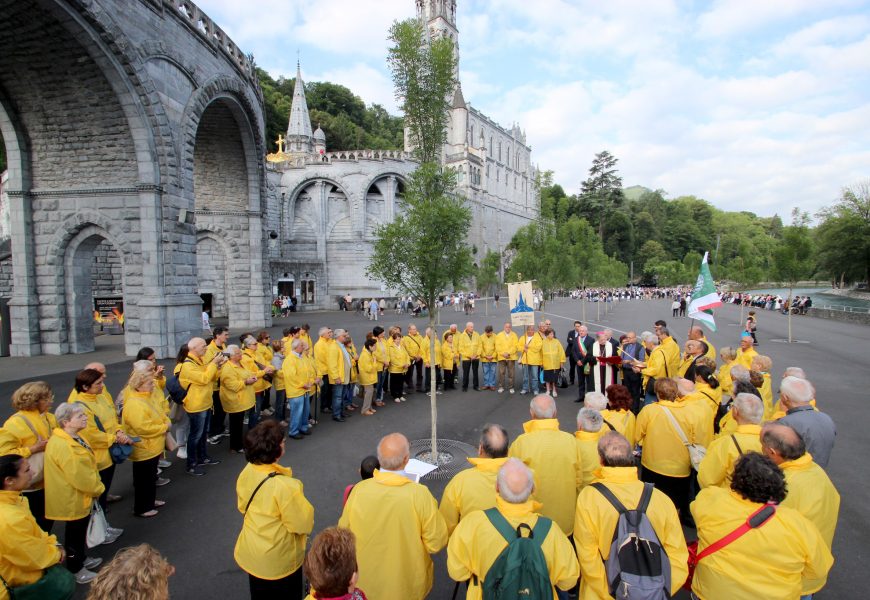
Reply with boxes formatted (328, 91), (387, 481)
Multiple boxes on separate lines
(247, 405), (259, 430)
(186, 409), (211, 469)
(274, 389), (287, 421)
(375, 370), (386, 401)
(287, 394), (307, 435)
(342, 383), (355, 408)
(482, 362), (497, 387)
(331, 384), (345, 418)
(522, 364), (540, 393)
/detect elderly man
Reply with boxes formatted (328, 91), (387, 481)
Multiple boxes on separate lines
(179, 337), (226, 476)
(509, 394), (583, 534)
(312, 327), (334, 415)
(328, 329), (353, 423)
(635, 327), (679, 407)
(447, 458), (580, 600)
(518, 325), (544, 395)
(339, 433), (447, 600)
(282, 338), (314, 439)
(777, 376), (835, 468)
(574, 432), (688, 600)
(480, 325), (498, 390)
(575, 408), (607, 487)
(590, 331), (618, 394)
(762, 424), (840, 598)
(618, 331), (644, 406)
(495, 322), (518, 394)
(402, 324), (426, 393)
(678, 339), (707, 382)
(688, 325), (716, 362)
(735, 332), (758, 369)
(697, 393), (763, 489)
(568, 325), (594, 402)
(457, 322), (482, 392)
(691, 453), (833, 600)
(440, 424), (510, 535)
(771, 367), (818, 418)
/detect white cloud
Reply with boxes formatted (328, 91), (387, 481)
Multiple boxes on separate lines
(312, 63), (399, 112)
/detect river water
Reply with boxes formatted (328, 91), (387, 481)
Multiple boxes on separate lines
(743, 287), (870, 311)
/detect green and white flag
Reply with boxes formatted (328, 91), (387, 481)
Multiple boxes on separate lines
(688, 252), (722, 331)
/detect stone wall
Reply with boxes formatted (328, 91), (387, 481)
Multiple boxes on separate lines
(91, 240), (123, 296)
(806, 307), (870, 325)
(196, 236), (228, 318)
(194, 101), (248, 211)
(0, 253), (11, 298)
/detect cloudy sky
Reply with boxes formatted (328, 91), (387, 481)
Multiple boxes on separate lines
(198, 0), (870, 217)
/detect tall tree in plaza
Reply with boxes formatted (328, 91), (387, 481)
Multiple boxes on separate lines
(368, 18), (472, 463)
(772, 209), (815, 342)
(579, 150), (625, 239)
(816, 180), (870, 287)
(475, 250), (502, 297)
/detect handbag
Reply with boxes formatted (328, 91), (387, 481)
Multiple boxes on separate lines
(659, 406), (706, 470)
(15, 415), (46, 487)
(75, 402), (131, 465)
(684, 502), (776, 589)
(0, 564), (75, 600)
(164, 431), (178, 452)
(86, 502), (108, 548)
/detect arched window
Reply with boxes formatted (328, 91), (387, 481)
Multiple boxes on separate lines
(489, 136), (493, 155)
(498, 142), (502, 162)
(469, 125), (474, 146)
(507, 147), (510, 166)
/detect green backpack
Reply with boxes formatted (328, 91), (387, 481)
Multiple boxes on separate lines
(481, 508), (553, 600)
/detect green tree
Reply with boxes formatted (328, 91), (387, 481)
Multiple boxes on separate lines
(369, 18), (464, 462)
(476, 250), (501, 296)
(771, 209), (815, 342)
(816, 180), (870, 286)
(579, 150), (625, 239)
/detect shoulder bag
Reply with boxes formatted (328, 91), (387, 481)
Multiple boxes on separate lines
(659, 405), (706, 470)
(86, 502), (108, 548)
(0, 564), (75, 600)
(244, 471), (283, 514)
(15, 415), (45, 487)
(75, 401), (132, 464)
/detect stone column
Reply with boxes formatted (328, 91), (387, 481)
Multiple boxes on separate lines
(6, 190), (40, 356)
(384, 176), (396, 223)
(315, 181), (327, 263)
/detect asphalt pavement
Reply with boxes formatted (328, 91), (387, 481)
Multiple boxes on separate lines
(0, 297), (863, 599)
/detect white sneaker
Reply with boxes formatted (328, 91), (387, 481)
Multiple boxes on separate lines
(177, 447), (187, 460)
(509, 389), (515, 394)
(498, 387), (504, 393)
(74, 567), (98, 584)
(107, 526), (124, 536)
(83, 556), (102, 570)
(102, 529), (122, 545)
(158, 459), (171, 468)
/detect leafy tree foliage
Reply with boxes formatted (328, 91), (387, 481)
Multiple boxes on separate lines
(578, 150), (625, 238)
(475, 250), (502, 296)
(815, 180), (870, 285)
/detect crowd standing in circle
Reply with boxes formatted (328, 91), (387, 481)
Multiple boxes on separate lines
(0, 306), (840, 600)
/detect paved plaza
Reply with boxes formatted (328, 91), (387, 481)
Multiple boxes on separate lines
(0, 297), (864, 599)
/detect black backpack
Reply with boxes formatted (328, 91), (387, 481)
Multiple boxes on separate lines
(166, 360), (194, 404)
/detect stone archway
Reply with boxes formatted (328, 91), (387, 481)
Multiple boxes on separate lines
(64, 228), (128, 354)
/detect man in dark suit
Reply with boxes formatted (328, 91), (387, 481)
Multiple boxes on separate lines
(568, 324), (594, 402)
(618, 331), (644, 411)
(565, 321), (583, 385)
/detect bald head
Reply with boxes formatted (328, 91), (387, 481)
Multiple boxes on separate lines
(598, 432), (635, 467)
(187, 337), (206, 357)
(529, 394), (557, 419)
(376, 433), (410, 471)
(479, 424), (509, 459)
(84, 362), (106, 375)
(761, 423), (806, 464)
(496, 458), (535, 504)
(782, 367), (807, 380)
(676, 378), (695, 396)
(688, 326), (704, 341)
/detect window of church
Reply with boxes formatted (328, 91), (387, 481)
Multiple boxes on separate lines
(496, 169), (500, 182)
(507, 147), (510, 165)
(498, 142), (502, 162)
(489, 137), (493, 155)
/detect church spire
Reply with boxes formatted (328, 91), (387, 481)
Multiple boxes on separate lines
(286, 61), (313, 154)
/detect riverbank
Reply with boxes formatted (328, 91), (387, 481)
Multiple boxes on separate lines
(823, 288), (870, 301)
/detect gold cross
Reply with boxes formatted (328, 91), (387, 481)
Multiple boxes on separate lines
(275, 134), (285, 154)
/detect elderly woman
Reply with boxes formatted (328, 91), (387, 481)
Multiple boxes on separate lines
(86, 544), (173, 600)
(234, 422), (313, 600)
(241, 336), (276, 418)
(635, 378), (707, 521)
(441, 332), (458, 390)
(0, 381), (58, 532)
(357, 338), (380, 416)
(121, 371), (170, 518)
(69, 369), (131, 516)
(221, 345), (259, 452)
(303, 527), (367, 600)
(717, 346), (738, 398)
(0, 454), (74, 599)
(603, 384), (637, 446)
(750, 354), (774, 419)
(540, 328), (566, 397)
(45, 403), (105, 584)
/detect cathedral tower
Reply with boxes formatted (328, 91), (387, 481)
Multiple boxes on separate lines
(417, 0), (459, 71)
(286, 62), (314, 155)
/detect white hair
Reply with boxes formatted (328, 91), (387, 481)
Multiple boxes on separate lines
(132, 359), (153, 373)
(497, 458), (535, 504)
(583, 391), (607, 410)
(640, 331), (657, 345)
(318, 326), (330, 337)
(530, 394), (557, 419)
(730, 364), (750, 383)
(290, 338), (304, 352)
(733, 393), (763, 424)
(226, 344), (241, 356)
(578, 408), (603, 432)
(334, 329), (347, 337)
(55, 402), (84, 427)
(782, 367), (807, 379)
(780, 376), (814, 405)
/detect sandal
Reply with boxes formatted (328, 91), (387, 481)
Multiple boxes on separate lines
(154, 500), (166, 508)
(137, 510), (159, 518)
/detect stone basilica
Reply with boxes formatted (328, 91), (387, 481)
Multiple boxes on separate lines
(0, 0), (536, 357)
(255, 0), (540, 312)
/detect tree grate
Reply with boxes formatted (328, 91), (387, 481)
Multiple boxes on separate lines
(409, 438), (476, 481)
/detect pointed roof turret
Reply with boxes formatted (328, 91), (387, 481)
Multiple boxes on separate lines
(286, 61), (313, 150)
(452, 84), (466, 109)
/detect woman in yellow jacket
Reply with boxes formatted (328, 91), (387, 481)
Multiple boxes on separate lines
(373, 326), (390, 406)
(69, 368), (131, 517)
(45, 402), (105, 584)
(602, 384), (637, 446)
(242, 336), (277, 418)
(234, 421), (313, 600)
(121, 371), (170, 518)
(717, 347), (737, 397)
(221, 345), (259, 452)
(358, 338), (380, 415)
(750, 355), (775, 419)
(441, 332), (459, 390)
(0, 454), (73, 600)
(540, 328), (566, 397)
(387, 331), (411, 403)
(422, 327), (442, 392)
(0, 381), (58, 532)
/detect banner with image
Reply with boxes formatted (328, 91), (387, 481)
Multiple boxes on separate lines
(508, 281), (536, 327)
